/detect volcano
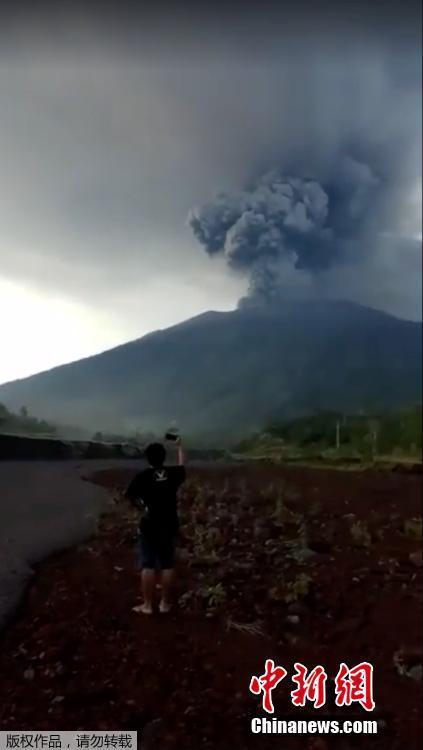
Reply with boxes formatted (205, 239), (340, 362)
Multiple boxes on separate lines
(0, 300), (421, 442)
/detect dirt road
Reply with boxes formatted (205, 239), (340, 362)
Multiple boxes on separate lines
(0, 459), (141, 626)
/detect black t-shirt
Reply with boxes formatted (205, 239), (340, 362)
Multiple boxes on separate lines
(125, 465), (186, 537)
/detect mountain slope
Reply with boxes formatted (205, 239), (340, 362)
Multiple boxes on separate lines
(0, 300), (421, 442)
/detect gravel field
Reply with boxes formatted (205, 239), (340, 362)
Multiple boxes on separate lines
(0, 463), (420, 748)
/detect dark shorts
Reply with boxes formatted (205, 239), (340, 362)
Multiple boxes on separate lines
(136, 531), (176, 570)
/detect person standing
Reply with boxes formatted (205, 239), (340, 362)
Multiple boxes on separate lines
(125, 437), (186, 614)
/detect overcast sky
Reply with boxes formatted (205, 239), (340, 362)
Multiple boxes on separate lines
(0, 2), (421, 383)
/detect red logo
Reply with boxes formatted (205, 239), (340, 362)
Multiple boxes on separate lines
(249, 659), (287, 714)
(249, 660), (375, 712)
(334, 662), (375, 712)
(291, 663), (327, 709)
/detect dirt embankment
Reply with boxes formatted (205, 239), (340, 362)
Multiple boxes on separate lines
(0, 434), (226, 462)
(0, 434), (144, 461)
(0, 464), (421, 749)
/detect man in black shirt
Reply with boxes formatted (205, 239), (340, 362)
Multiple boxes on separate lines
(125, 439), (186, 614)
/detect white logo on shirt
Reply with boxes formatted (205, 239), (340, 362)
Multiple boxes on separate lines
(154, 470), (168, 482)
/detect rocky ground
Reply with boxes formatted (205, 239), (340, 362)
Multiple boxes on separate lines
(0, 463), (421, 749)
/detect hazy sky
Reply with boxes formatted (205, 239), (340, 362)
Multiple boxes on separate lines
(0, 2), (421, 383)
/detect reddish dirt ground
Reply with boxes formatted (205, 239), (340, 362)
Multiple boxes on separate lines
(0, 464), (421, 749)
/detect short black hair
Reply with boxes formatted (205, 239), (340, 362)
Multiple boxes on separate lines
(145, 442), (166, 467)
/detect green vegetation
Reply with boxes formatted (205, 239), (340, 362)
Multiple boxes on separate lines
(0, 403), (57, 436)
(234, 405), (422, 463)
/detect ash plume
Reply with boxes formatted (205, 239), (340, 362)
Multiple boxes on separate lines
(188, 156), (382, 302)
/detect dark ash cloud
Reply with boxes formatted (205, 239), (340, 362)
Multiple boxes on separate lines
(188, 103), (421, 311)
(188, 156), (383, 300)
(0, 0), (421, 337)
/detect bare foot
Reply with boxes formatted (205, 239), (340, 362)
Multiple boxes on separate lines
(159, 600), (172, 614)
(133, 603), (153, 615)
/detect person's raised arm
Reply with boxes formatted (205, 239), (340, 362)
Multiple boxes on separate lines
(176, 436), (186, 466)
